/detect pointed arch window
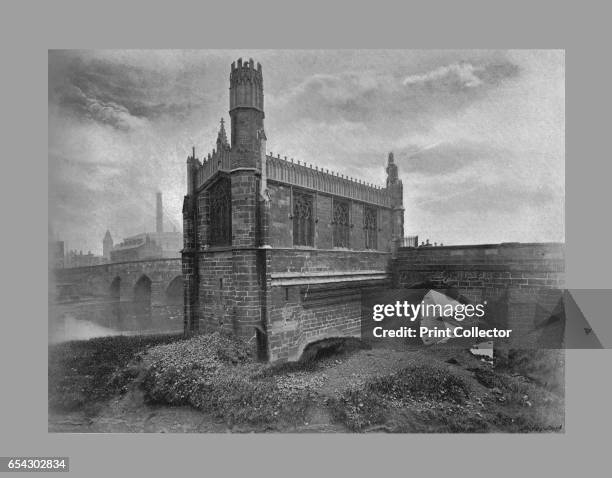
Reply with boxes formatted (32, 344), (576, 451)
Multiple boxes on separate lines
(209, 177), (232, 246)
(333, 199), (350, 248)
(293, 190), (314, 246)
(364, 206), (377, 250)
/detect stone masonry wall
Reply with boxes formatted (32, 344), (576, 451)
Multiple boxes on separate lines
(393, 242), (566, 346)
(267, 182), (394, 252)
(264, 248), (392, 361)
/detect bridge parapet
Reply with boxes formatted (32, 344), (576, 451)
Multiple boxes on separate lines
(394, 242), (565, 290)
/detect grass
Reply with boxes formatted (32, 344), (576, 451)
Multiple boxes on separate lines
(49, 333), (565, 433)
(140, 333), (317, 429)
(328, 364), (472, 432)
(496, 349), (565, 395)
(48, 333), (183, 412)
(328, 362), (563, 433)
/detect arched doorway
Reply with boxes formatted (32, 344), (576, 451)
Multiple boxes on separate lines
(134, 275), (152, 325)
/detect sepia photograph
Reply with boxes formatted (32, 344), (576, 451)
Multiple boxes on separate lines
(48, 49), (566, 433)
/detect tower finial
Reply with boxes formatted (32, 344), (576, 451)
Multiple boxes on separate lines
(192, 146), (195, 158)
(217, 118), (229, 148)
(386, 151), (399, 186)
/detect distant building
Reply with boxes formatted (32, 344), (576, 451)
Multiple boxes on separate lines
(108, 193), (182, 263)
(109, 234), (164, 262)
(103, 230), (113, 260)
(65, 249), (106, 268)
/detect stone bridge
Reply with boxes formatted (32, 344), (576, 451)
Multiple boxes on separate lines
(393, 242), (566, 344)
(49, 243), (567, 353)
(50, 258), (183, 335)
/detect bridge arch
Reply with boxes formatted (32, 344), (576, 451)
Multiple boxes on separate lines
(165, 275), (183, 306)
(110, 276), (121, 300)
(52, 259), (184, 333)
(133, 275), (152, 321)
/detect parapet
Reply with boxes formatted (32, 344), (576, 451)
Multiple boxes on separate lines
(266, 154), (392, 208)
(231, 57), (262, 74)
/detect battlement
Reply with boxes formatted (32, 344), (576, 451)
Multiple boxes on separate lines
(266, 153), (392, 207)
(190, 147), (231, 190)
(189, 145), (394, 207)
(230, 57), (264, 112)
(230, 57), (263, 75)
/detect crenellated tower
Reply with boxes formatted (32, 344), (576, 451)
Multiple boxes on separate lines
(229, 58), (264, 163)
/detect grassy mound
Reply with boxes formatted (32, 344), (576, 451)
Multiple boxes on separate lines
(329, 364), (471, 432)
(328, 360), (563, 433)
(141, 333), (318, 429)
(48, 333), (183, 412)
(50, 332), (565, 433)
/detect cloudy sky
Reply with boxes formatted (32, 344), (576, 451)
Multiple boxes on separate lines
(48, 50), (564, 254)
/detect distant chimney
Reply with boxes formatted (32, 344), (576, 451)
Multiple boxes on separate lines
(156, 192), (163, 233)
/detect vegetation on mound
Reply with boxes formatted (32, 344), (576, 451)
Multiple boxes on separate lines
(495, 349), (565, 395)
(48, 333), (183, 412)
(50, 332), (564, 433)
(328, 365), (471, 431)
(141, 333), (318, 429)
(329, 361), (563, 433)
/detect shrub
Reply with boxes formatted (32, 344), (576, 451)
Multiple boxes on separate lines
(329, 364), (471, 431)
(328, 387), (389, 431)
(141, 332), (318, 428)
(368, 365), (470, 404)
(470, 367), (504, 389)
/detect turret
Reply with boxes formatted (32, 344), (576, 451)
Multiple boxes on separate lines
(386, 152), (398, 186)
(229, 58), (264, 152)
(186, 146), (200, 195)
(386, 152), (404, 255)
(386, 152), (403, 207)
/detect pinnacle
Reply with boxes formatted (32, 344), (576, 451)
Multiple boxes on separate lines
(217, 118), (229, 147)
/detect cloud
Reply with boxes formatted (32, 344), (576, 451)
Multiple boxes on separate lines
(49, 52), (223, 131)
(397, 140), (511, 176)
(403, 61), (520, 90)
(404, 62), (484, 88)
(269, 58), (520, 143)
(56, 83), (147, 131)
(48, 50), (563, 252)
(414, 180), (558, 216)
